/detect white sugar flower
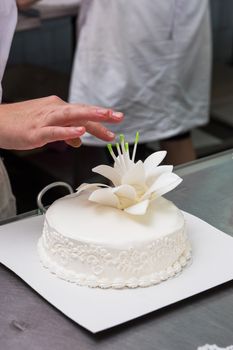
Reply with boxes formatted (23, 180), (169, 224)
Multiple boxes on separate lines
(76, 133), (182, 216)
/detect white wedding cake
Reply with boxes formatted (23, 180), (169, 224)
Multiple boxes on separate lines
(38, 133), (191, 288)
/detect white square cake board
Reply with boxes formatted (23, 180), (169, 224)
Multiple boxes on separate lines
(0, 212), (233, 334)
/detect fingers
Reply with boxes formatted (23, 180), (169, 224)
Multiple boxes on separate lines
(34, 126), (86, 147)
(85, 122), (116, 141)
(63, 120), (118, 147)
(64, 121), (117, 146)
(46, 104), (123, 127)
(65, 137), (82, 148)
(64, 122), (116, 148)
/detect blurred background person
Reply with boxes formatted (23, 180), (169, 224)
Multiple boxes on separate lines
(69, 0), (212, 166)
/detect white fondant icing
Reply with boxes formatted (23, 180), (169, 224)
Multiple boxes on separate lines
(38, 194), (191, 288)
(76, 149), (182, 216)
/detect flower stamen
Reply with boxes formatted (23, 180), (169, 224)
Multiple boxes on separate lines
(116, 142), (127, 171)
(124, 142), (131, 168)
(107, 143), (116, 161)
(132, 131), (139, 163)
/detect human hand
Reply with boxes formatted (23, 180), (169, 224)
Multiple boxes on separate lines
(0, 96), (123, 150)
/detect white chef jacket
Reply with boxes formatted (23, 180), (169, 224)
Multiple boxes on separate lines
(69, 0), (211, 145)
(0, 0), (17, 219)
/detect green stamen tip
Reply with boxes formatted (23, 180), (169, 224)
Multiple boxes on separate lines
(107, 143), (113, 153)
(119, 134), (125, 143)
(125, 142), (129, 152)
(135, 131), (139, 144)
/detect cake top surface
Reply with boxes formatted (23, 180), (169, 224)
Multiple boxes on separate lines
(46, 193), (184, 248)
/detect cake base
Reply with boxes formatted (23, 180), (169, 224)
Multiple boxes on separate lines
(38, 237), (191, 288)
(38, 194), (191, 289)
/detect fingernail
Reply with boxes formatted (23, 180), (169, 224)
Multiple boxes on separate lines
(75, 127), (85, 134)
(112, 111), (123, 119)
(70, 139), (82, 147)
(107, 131), (115, 138)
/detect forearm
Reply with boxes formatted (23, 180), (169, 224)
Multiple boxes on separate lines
(0, 102), (26, 150)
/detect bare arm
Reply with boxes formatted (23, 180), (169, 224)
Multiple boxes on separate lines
(0, 96), (123, 150)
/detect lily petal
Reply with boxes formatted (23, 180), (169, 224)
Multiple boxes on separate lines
(122, 160), (146, 186)
(112, 185), (137, 209)
(146, 165), (173, 187)
(144, 151), (167, 174)
(89, 188), (119, 208)
(113, 184), (137, 200)
(142, 172), (182, 200)
(76, 182), (109, 195)
(92, 165), (121, 186)
(124, 199), (150, 216)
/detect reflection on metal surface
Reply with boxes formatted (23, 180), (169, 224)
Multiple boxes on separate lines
(175, 149), (233, 177)
(167, 149), (233, 235)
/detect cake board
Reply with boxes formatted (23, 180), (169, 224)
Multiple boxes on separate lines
(0, 212), (233, 333)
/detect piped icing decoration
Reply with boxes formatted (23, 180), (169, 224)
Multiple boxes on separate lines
(76, 133), (182, 215)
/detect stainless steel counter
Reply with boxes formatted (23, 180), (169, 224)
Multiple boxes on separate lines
(0, 149), (233, 349)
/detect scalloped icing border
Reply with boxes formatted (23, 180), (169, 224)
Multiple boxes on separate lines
(38, 238), (192, 289)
